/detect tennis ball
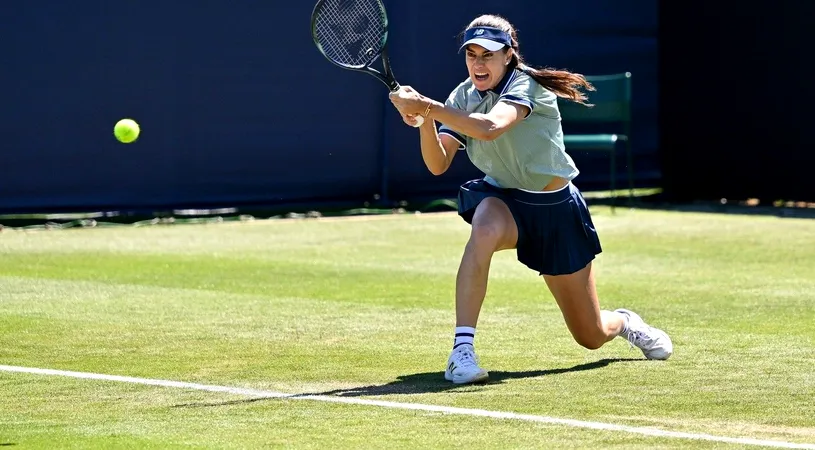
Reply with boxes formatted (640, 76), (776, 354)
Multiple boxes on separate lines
(114, 118), (140, 143)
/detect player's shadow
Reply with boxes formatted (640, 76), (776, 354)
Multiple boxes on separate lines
(172, 357), (640, 408)
(301, 357), (640, 397)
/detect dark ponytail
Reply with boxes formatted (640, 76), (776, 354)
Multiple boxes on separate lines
(512, 59), (595, 106)
(465, 15), (595, 106)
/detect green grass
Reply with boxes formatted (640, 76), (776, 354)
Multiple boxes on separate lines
(1, 207), (814, 449)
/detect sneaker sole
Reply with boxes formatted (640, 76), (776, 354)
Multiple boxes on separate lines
(445, 370), (489, 384)
(644, 341), (673, 360)
(645, 351), (672, 360)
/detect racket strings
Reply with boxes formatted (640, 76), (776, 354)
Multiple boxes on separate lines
(313, 0), (386, 67)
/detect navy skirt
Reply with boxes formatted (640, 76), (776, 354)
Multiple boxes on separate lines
(457, 178), (602, 276)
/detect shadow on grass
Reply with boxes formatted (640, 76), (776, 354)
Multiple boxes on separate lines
(304, 357), (641, 397)
(172, 357), (641, 408)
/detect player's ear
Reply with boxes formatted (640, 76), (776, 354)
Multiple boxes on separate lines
(504, 48), (513, 65)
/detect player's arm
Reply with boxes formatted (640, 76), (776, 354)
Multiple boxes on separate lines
(426, 100), (529, 142)
(417, 119), (461, 176)
(422, 74), (535, 142)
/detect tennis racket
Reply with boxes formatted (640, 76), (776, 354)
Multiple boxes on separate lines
(310, 0), (424, 127)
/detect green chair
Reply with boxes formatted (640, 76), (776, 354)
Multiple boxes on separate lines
(559, 72), (633, 212)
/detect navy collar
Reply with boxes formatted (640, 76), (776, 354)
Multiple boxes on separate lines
(476, 69), (518, 98)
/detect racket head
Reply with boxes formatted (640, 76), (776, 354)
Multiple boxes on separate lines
(310, 0), (390, 71)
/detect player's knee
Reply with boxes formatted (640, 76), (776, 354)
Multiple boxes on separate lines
(571, 329), (606, 350)
(469, 200), (514, 252)
(469, 220), (508, 253)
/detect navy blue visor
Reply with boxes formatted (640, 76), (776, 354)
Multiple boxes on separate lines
(459, 27), (512, 52)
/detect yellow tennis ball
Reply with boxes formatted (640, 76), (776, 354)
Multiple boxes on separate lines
(114, 118), (140, 143)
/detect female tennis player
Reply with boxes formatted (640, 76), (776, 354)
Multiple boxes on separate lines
(389, 14), (672, 384)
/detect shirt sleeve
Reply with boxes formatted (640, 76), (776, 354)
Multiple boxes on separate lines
(498, 71), (535, 118)
(438, 86), (467, 150)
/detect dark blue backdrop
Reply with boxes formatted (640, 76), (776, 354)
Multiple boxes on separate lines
(0, 1), (657, 214)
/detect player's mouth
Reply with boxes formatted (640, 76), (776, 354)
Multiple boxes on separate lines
(474, 72), (489, 82)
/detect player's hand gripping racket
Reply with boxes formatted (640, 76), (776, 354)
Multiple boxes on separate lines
(310, 0), (424, 127)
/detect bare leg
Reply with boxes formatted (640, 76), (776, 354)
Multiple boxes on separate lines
(543, 262), (625, 349)
(445, 197), (518, 384)
(455, 197), (518, 327)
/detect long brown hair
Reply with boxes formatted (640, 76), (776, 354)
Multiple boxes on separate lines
(464, 15), (595, 106)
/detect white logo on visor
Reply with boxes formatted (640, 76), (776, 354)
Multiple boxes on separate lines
(474, 29), (485, 36)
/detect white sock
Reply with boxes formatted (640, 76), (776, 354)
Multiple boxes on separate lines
(453, 326), (476, 349)
(618, 311), (630, 335)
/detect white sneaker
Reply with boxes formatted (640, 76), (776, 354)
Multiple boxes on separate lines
(444, 344), (489, 384)
(616, 309), (673, 360)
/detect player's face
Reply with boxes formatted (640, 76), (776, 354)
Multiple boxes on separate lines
(465, 44), (511, 91)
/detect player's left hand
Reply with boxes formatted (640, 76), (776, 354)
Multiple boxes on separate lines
(389, 86), (428, 116)
(401, 113), (423, 127)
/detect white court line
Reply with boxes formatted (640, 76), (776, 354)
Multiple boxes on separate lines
(2, 364), (813, 449)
